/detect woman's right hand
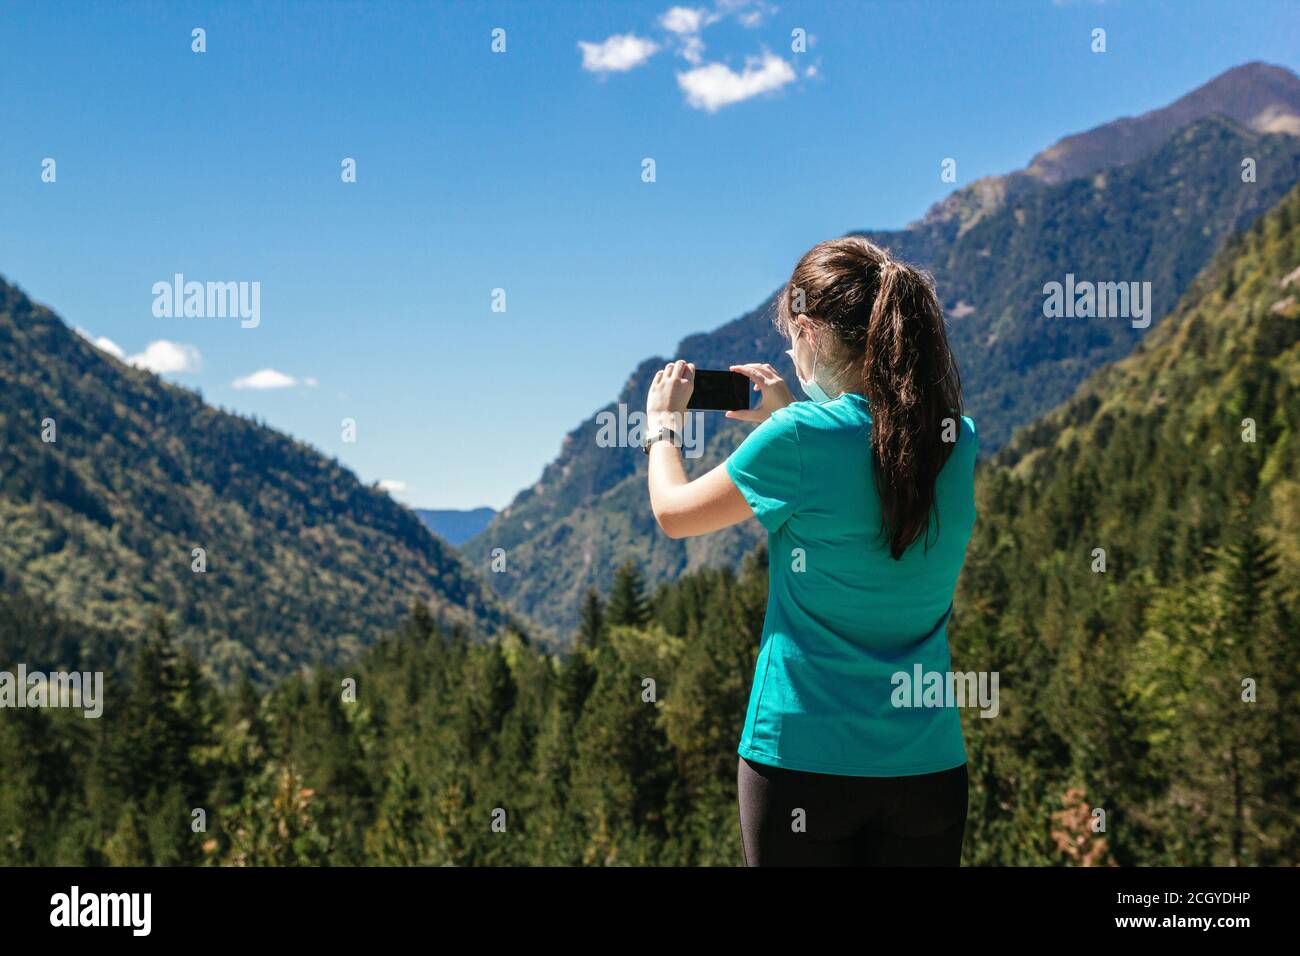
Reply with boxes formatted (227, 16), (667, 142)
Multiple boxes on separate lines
(726, 363), (796, 423)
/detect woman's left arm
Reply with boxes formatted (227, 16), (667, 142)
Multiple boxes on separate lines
(646, 360), (753, 539)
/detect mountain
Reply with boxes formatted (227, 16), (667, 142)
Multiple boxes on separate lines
(0, 278), (518, 685)
(415, 507), (497, 546)
(921, 61), (1300, 232)
(876, 115), (1300, 449)
(951, 180), (1300, 865)
(467, 63), (1300, 637)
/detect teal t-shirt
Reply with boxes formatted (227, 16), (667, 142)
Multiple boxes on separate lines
(725, 393), (978, 776)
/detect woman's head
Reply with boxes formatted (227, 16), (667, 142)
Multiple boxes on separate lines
(775, 236), (963, 559)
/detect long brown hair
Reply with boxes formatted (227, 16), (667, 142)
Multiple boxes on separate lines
(775, 236), (962, 559)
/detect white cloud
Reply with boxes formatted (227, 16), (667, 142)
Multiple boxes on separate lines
(677, 53), (796, 112)
(680, 34), (706, 64)
(127, 340), (202, 375)
(303, 376), (319, 387)
(378, 479), (408, 495)
(232, 368), (298, 390)
(720, 0), (776, 27)
(578, 34), (659, 73)
(73, 327), (125, 360)
(661, 6), (709, 34)
(660, 6), (719, 63)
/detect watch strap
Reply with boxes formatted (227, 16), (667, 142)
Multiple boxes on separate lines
(642, 426), (680, 454)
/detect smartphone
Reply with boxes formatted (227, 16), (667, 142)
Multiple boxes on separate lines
(687, 369), (750, 411)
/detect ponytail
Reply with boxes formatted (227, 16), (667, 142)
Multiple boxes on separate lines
(864, 260), (960, 558)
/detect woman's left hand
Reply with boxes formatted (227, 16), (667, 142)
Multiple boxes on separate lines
(647, 360), (694, 430)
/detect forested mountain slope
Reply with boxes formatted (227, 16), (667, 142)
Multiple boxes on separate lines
(952, 181), (1300, 865)
(0, 279), (517, 684)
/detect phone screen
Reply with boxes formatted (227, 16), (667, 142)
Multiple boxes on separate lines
(687, 370), (750, 411)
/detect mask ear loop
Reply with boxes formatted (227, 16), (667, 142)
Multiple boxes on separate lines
(789, 322), (829, 398)
(790, 321), (817, 375)
(796, 322), (823, 385)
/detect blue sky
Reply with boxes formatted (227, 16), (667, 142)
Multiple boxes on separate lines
(1, 0), (1297, 510)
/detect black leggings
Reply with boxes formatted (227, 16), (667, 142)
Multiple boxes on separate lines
(737, 757), (968, 866)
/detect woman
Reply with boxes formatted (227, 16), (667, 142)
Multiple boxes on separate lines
(644, 236), (977, 867)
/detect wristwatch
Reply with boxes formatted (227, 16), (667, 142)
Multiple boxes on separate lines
(642, 426), (680, 454)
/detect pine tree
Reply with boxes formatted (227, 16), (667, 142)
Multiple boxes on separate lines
(531, 650), (596, 865)
(1212, 509), (1283, 865)
(606, 560), (649, 628)
(365, 757), (431, 865)
(577, 587), (606, 649)
(108, 615), (214, 816)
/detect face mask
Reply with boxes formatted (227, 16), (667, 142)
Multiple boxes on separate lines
(787, 328), (835, 404)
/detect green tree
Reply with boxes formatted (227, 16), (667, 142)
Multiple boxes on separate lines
(577, 587), (606, 649)
(606, 561), (649, 628)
